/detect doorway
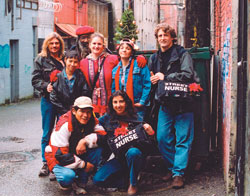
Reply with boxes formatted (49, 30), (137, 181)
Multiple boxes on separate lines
(10, 40), (19, 102)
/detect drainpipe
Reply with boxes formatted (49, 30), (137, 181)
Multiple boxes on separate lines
(235, 0), (247, 195)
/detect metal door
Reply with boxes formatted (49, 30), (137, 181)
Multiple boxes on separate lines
(10, 40), (19, 102)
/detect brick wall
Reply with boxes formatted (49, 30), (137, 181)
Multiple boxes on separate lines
(213, 0), (237, 194)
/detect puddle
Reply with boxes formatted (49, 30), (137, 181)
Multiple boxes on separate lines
(0, 151), (35, 162)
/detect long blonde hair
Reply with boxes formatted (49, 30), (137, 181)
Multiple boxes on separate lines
(39, 32), (65, 58)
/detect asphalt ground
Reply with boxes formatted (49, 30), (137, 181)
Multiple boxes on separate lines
(0, 98), (226, 196)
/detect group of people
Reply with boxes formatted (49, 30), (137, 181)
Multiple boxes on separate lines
(31, 22), (198, 195)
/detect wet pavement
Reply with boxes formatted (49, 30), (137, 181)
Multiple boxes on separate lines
(0, 98), (226, 196)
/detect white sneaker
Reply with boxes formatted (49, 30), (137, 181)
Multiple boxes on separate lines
(72, 182), (87, 195)
(49, 172), (56, 181)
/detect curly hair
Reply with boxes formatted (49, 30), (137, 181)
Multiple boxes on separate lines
(39, 32), (65, 58)
(154, 23), (177, 43)
(108, 90), (135, 119)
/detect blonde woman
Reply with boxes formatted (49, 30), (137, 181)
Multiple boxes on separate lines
(80, 33), (119, 116)
(32, 32), (65, 178)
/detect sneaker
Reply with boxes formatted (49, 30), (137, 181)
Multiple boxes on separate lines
(49, 171), (56, 181)
(72, 182), (87, 195)
(172, 176), (184, 189)
(38, 162), (49, 177)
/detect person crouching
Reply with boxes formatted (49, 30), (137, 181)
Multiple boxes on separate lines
(45, 96), (105, 194)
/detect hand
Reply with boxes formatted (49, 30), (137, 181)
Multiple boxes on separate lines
(83, 162), (94, 173)
(76, 139), (87, 155)
(143, 123), (154, 135)
(134, 103), (143, 108)
(150, 72), (164, 84)
(155, 72), (164, 80)
(47, 83), (53, 93)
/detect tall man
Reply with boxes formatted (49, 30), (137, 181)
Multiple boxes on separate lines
(148, 23), (197, 188)
(32, 32), (65, 177)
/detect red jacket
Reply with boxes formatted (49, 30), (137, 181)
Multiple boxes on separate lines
(45, 111), (105, 171)
(80, 54), (119, 115)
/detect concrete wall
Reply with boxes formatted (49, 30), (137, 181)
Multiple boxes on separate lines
(0, 1), (38, 104)
(38, 0), (54, 39)
(212, 0), (238, 194)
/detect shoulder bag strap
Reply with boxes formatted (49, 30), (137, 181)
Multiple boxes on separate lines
(91, 57), (106, 90)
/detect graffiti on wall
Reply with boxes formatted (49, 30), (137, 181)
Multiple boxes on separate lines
(221, 25), (231, 119)
(0, 44), (10, 68)
(24, 64), (31, 74)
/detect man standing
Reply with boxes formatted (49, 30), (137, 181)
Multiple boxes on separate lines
(32, 32), (65, 177)
(73, 25), (95, 59)
(148, 23), (197, 188)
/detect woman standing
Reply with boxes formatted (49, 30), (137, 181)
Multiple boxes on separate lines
(79, 33), (119, 117)
(112, 39), (151, 121)
(92, 90), (155, 195)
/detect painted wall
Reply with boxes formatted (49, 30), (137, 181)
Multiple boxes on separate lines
(54, 0), (88, 25)
(213, 0), (238, 194)
(159, 0), (186, 47)
(0, 1), (38, 104)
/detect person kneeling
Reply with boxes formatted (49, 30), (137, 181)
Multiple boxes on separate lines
(45, 96), (105, 194)
(92, 91), (155, 195)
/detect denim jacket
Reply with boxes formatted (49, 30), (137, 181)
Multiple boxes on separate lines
(111, 59), (151, 106)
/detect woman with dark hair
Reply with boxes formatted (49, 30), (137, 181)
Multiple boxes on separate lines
(91, 90), (154, 195)
(80, 33), (148, 117)
(112, 39), (151, 121)
(45, 96), (105, 194)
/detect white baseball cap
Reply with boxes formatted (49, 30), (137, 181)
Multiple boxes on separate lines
(73, 96), (93, 109)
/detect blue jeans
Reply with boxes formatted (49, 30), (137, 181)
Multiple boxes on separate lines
(157, 106), (194, 177)
(135, 106), (146, 122)
(93, 147), (145, 187)
(53, 148), (102, 187)
(41, 97), (56, 162)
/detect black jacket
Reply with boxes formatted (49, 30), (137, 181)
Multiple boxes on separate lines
(50, 69), (91, 115)
(32, 55), (64, 99)
(148, 44), (198, 114)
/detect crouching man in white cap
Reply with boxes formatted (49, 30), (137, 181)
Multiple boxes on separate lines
(45, 96), (106, 194)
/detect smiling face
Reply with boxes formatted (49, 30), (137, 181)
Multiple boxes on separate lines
(48, 38), (60, 56)
(119, 43), (133, 60)
(112, 95), (127, 116)
(89, 36), (105, 57)
(72, 107), (93, 125)
(157, 29), (174, 52)
(65, 57), (78, 74)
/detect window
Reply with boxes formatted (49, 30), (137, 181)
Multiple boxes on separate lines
(16, 0), (38, 10)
